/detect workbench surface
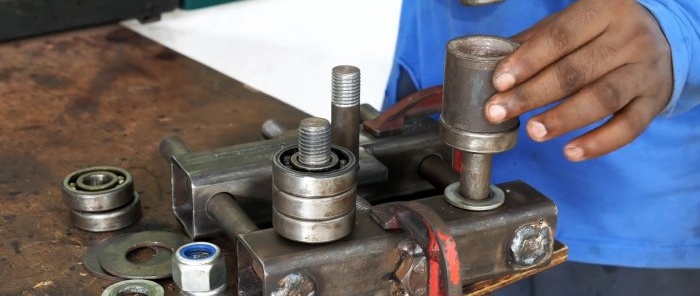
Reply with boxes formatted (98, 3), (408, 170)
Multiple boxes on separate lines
(0, 25), (307, 295)
(0, 24), (568, 296)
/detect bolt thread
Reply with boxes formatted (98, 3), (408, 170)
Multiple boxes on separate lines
(331, 65), (360, 107)
(298, 117), (332, 166)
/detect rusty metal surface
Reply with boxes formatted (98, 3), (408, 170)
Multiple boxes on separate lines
(0, 25), (307, 295)
(465, 242), (568, 295)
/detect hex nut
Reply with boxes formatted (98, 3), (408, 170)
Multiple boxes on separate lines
(172, 242), (227, 292)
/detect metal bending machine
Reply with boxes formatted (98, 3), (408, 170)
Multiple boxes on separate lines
(160, 35), (567, 296)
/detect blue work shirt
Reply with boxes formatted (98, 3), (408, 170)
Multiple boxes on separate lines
(384, 0), (700, 268)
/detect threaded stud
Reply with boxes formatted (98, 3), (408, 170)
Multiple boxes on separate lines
(331, 65), (361, 107)
(298, 117), (332, 166)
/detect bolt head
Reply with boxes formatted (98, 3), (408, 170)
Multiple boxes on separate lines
(509, 221), (553, 269)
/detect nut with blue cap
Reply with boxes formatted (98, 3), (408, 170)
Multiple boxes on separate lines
(172, 242), (229, 295)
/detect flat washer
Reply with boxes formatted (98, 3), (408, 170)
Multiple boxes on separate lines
(444, 182), (505, 211)
(101, 279), (164, 296)
(83, 234), (173, 281)
(99, 231), (190, 279)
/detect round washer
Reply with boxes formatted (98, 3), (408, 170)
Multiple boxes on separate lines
(83, 235), (174, 281)
(63, 166), (135, 212)
(101, 279), (164, 296)
(444, 182), (505, 211)
(99, 231), (190, 279)
(70, 193), (142, 232)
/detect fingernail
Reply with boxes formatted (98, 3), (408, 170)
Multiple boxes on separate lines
(564, 145), (585, 161)
(528, 121), (547, 141)
(487, 104), (507, 122)
(495, 73), (515, 91)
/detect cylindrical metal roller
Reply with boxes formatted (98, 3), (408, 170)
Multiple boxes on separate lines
(272, 144), (357, 243)
(442, 35), (519, 134)
(440, 35), (519, 209)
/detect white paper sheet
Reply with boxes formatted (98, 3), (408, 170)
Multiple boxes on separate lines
(123, 0), (401, 119)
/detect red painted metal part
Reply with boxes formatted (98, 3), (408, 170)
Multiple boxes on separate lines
(371, 201), (462, 296)
(363, 86), (443, 137)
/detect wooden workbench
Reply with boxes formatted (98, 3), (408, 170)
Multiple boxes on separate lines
(0, 25), (307, 295)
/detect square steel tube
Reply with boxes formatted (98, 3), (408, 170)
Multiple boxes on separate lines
(237, 181), (557, 295)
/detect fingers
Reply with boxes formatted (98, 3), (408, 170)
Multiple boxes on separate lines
(485, 31), (629, 123)
(493, 0), (614, 92)
(525, 63), (644, 142)
(562, 96), (662, 161)
(511, 12), (560, 43)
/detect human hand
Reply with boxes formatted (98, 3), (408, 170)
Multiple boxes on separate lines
(484, 0), (673, 161)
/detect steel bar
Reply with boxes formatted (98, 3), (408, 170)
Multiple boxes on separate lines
(159, 135), (192, 160)
(206, 193), (259, 242)
(261, 119), (289, 139)
(460, 153), (492, 200)
(418, 154), (459, 190)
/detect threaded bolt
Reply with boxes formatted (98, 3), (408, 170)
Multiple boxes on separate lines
(331, 65), (361, 107)
(298, 117), (332, 166)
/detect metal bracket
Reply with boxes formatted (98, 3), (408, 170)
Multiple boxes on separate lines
(371, 201), (462, 296)
(363, 86), (443, 137)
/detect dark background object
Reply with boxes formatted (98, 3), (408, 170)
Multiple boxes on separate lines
(181, 0), (238, 10)
(0, 0), (178, 41)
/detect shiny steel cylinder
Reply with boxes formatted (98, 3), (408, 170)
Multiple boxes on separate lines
(442, 35), (519, 136)
(272, 144), (357, 243)
(331, 65), (361, 159)
(206, 193), (258, 242)
(459, 153), (492, 200)
(440, 35), (519, 208)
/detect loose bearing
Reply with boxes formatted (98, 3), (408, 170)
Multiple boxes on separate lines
(99, 231), (191, 279)
(63, 166), (142, 232)
(62, 166), (135, 212)
(102, 280), (164, 296)
(70, 193), (142, 232)
(272, 145), (358, 243)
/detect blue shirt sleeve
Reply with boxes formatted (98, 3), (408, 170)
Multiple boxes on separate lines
(636, 0), (700, 116)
